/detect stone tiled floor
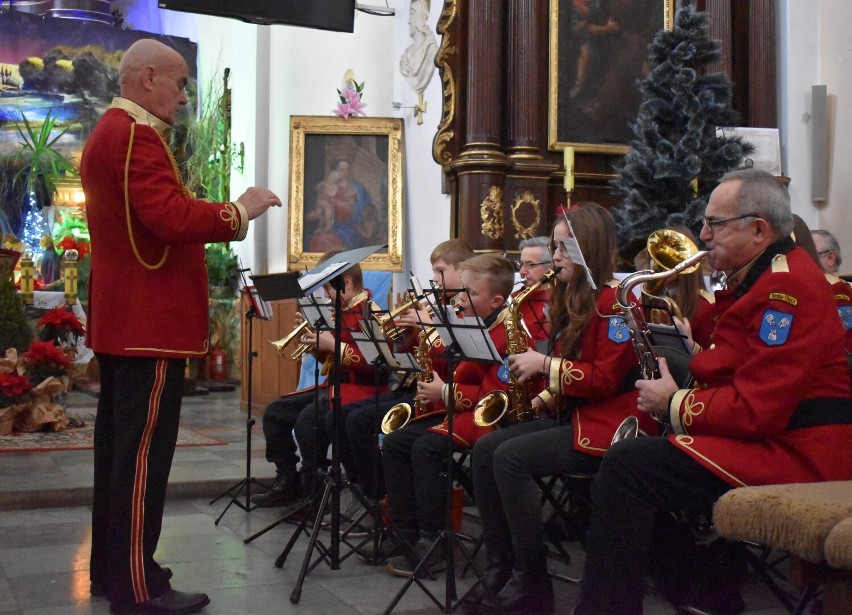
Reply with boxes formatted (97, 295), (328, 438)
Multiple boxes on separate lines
(0, 389), (793, 614)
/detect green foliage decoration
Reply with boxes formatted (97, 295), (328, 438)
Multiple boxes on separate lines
(0, 270), (33, 355)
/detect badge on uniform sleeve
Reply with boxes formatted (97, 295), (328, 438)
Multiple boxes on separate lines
(497, 359), (511, 383)
(759, 309), (793, 346)
(608, 317), (630, 344)
(839, 306), (852, 330)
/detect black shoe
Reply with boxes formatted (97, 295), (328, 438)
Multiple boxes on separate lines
(356, 528), (417, 564)
(250, 469), (301, 507)
(109, 589), (210, 614)
(386, 532), (447, 577)
(92, 567), (173, 597)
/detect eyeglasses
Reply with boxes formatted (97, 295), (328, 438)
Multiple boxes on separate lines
(519, 261), (551, 270)
(818, 250), (836, 257)
(700, 213), (760, 231)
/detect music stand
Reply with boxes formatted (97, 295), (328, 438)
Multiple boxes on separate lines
(210, 269), (301, 524)
(271, 245), (387, 604)
(383, 290), (506, 614)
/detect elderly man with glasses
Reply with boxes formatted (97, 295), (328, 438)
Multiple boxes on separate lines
(515, 236), (554, 342)
(574, 169), (852, 614)
(812, 228), (842, 275)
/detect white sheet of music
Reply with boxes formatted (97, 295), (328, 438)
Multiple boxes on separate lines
(435, 310), (501, 362)
(299, 297), (334, 329)
(298, 260), (347, 292)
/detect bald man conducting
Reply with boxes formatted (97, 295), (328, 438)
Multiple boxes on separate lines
(82, 39), (280, 615)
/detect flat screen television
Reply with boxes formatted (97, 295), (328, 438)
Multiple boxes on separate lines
(158, 0), (356, 33)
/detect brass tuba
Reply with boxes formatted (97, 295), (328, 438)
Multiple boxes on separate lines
(616, 230), (707, 381)
(474, 268), (559, 428)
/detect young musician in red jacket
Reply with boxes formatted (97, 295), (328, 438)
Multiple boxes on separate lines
(466, 203), (653, 614)
(82, 39), (280, 615)
(381, 254), (518, 576)
(575, 170), (852, 614)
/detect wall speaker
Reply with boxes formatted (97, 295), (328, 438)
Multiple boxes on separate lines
(811, 85), (828, 202)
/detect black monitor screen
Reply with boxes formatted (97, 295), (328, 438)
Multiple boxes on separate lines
(158, 0), (356, 33)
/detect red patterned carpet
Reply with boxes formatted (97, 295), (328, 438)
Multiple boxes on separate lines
(0, 407), (226, 452)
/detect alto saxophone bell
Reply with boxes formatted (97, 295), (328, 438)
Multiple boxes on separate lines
(473, 390), (510, 428)
(381, 403), (412, 434)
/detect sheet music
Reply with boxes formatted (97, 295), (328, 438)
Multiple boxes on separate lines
(351, 330), (383, 364)
(298, 260), (347, 292)
(298, 297), (334, 329)
(563, 221), (597, 290)
(245, 286), (273, 320)
(434, 309), (502, 362)
(354, 320), (424, 371)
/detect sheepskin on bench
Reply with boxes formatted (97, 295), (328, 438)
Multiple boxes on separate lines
(825, 516), (852, 571)
(712, 481), (852, 563)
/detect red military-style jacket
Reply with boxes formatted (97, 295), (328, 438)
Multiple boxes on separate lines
(542, 281), (657, 456)
(81, 98), (248, 358)
(665, 243), (852, 487)
(317, 290), (388, 406)
(690, 289), (716, 350)
(826, 273), (852, 353)
(426, 307), (514, 447)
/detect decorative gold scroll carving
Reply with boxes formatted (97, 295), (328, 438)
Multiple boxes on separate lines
(432, 0), (458, 166)
(511, 190), (541, 240)
(480, 186), (504, 239)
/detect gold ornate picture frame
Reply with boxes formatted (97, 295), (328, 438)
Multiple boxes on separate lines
(548, 0), (674, 154)
(287, 115), (404, 272)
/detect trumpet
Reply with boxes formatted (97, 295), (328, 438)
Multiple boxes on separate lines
(270, 320), (315, 361)
(373, 292), (434, 341)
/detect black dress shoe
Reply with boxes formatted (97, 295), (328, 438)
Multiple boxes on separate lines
(91, 567), (174, 597)
(110, 589), (210, 614)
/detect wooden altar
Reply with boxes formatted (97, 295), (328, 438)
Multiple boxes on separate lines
(433, 0), (777, 252)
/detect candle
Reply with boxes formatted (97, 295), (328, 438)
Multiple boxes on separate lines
(564, 146), (575, 192)
(20, 250), (34, 305)
(64, 249), (79, 306)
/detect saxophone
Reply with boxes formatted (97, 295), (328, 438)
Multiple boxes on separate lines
(381, 327), (436, 434)
(474, 269), (559, 428)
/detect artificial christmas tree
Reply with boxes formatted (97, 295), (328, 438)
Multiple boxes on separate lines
(612, 0), (753, 259)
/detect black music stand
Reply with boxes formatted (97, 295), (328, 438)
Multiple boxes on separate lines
(261, 245), (386, 604)
(210, 269), (301, 525)
(241, 293), (335, 545)
(382, 290), (505, 614)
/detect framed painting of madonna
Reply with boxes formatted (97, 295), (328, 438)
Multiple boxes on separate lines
(548, 0), (674, 154)
(287, 116), (405, 272)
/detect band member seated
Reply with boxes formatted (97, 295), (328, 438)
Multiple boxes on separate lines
(340, 239), (474, 516)
(515, 235), (554, 342)
(574, 170), (852, 614)
(251, 252), (377, 507)
(467, 204), (654, 614)
(381, 254), (519, 577)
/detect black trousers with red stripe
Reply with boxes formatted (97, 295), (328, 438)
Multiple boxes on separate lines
(90, 353), (185, 607)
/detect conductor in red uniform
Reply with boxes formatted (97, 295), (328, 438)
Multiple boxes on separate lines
(82, 39), (281, 615)
(574, 169), (852, 614)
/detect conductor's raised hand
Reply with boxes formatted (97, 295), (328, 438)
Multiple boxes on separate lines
(237, 187), (282, 220)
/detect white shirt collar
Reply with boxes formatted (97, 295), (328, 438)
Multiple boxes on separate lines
(109, 97), (170, 136)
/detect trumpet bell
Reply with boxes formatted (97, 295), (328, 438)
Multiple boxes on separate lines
(473, 391), (510, 428)
(381, 403), (412, 434)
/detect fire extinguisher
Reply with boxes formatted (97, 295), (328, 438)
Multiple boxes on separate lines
(209, 348), (227, 380)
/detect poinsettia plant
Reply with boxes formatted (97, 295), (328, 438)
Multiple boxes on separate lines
(334, 81), (366, 119)
(36, 307), (84, 345)
(0, 371), (31, 407)
(23, 340), (72, 384)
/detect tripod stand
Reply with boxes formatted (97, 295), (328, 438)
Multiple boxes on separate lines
(210, 301), (267, 524)
(383, 301), (505, 614)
